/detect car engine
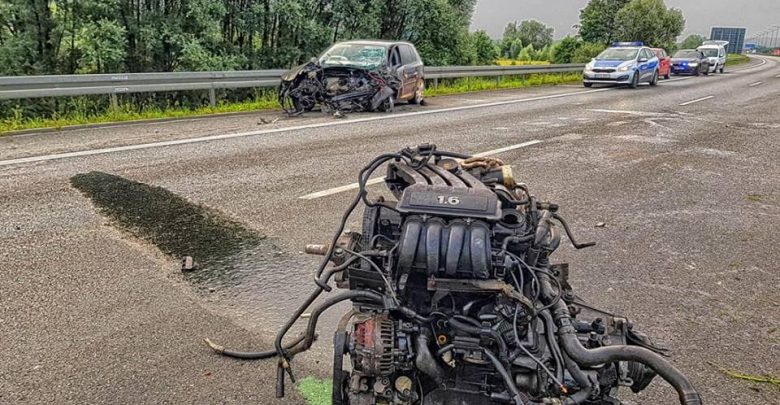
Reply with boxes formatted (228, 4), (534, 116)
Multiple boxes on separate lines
(206, 145), (702, 405)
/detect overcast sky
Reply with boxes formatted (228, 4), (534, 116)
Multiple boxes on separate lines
(472, 0), (780, 40)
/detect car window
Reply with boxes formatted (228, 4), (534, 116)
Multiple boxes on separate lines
(673, 50), (699, 58)
(596, 48), (639, 61)
(389, 47), (401, 67)
(400, 45), (416, 65)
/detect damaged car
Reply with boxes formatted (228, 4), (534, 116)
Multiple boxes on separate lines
(278, 40), (425, 115)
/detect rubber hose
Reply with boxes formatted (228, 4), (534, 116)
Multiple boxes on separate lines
(204, 333), (308, 360)
(539, 310), (565, 384)
(561, 351), (595, 405)
(536, 273), (702, 405)
(288, 290), (384, 357)
(482, 348), (531, 405)
(414, 335), (446, 384)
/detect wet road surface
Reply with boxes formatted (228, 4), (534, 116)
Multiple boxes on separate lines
(1, 57), (779, 404)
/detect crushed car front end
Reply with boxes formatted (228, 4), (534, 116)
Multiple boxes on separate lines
(278, 42), (401, 116)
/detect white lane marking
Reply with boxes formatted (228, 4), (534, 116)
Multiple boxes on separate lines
(679, 96), (714, 106)
(776, 74), (780, 78)
(586, 109), (664, 116)
(749, 81), (763, 87)
(298, 140), (543, 200)
(0, 89), (610, 168)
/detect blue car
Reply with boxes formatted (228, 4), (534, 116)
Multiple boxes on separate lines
(582, 42), (660, 89)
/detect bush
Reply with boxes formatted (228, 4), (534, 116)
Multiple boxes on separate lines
(572, 42), (607, 63)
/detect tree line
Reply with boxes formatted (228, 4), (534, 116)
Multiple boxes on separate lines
(0, 0), (690, 77)
(0, 0), (495, 75)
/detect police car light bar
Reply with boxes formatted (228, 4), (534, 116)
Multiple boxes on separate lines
(611, 41), (644, 47)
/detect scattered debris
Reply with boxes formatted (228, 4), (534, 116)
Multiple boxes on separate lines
(596, 222), (606, 227)
(182, 256), (197, 272)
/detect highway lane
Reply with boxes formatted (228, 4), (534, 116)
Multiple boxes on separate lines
(1, 57), (778, 404)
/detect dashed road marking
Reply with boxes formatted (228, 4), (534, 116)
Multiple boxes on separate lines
(749, 81), (763, 87)
(679, 96), (714, 106)
(0, 90), (614, 168)
(298, 140), (543, 200)
(586, 109), (665, 116)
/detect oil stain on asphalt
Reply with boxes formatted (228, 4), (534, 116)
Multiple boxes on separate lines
(70, 171), (334, 339)
(70, 171), (266, 283)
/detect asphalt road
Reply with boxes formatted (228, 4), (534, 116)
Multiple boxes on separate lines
(1, 57), (778, 404)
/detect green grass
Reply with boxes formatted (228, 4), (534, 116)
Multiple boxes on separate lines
(726, 54), (751, 66)
(0, 94), (278, 134)
(0, 71), (580, 135)
(297, 377), (332, 405)
(496, 58), (551, 66)
(426, 72), (581, 97)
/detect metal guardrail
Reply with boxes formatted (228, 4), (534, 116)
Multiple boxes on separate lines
(0, 64), (585, 104)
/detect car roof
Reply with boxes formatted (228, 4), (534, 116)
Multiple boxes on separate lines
(333, 40), (414, 48)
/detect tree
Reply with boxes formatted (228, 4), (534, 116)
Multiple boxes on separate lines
(572, 42), (607, 63)
(579, 0), (631, 44)
(679, 34), (706, 49)
(471, 30), (498, 65)
(553, 36), (580, 64)
(502, 20), (553, 55)
(614, 0), (684, 50)
(76, 19), (127, 73)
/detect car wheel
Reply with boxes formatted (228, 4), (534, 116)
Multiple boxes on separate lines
(650, 70), (659, 86)
(583, 82), (593, 88)
(629, 72), (639, 88)
(409, 79), (424, 105)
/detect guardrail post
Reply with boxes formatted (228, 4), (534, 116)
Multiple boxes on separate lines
(434, 78), (438, 91)
(110, 93), (118, 111)
(209, 88), (216, 107)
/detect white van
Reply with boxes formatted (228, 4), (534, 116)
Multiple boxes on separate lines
(698, 40), (728, 73)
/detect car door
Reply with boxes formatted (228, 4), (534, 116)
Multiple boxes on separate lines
(388, 46), (404, 97)
(657, 50), (669, 75)
(699, 51), (708, 73)
(399, 44), (421, 100)
(638, 49), (654, 81)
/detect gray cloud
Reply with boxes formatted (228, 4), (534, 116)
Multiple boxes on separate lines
(472, 0), (780, 40)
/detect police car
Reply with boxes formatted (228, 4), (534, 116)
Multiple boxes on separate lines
(582, 42), (660, 89)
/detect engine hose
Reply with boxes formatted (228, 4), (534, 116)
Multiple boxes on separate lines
(415, 335), (447, 384)
(204, 333), (308, 360)
(482, 348), (532, 405)
(536, 274), (702, 405)
(206, 257), (361, 360)
(561, 351), (596, 405)
(287, 290), (385, 357)
(539, 310), (565, 385)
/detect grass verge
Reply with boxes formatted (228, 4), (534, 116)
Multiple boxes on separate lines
(297, 377), (332, 405)
(726, 54), (751, 66)
(0, 94), (278, 134)
(426, 72), (581, 97)
(1, 71), (581, 135)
